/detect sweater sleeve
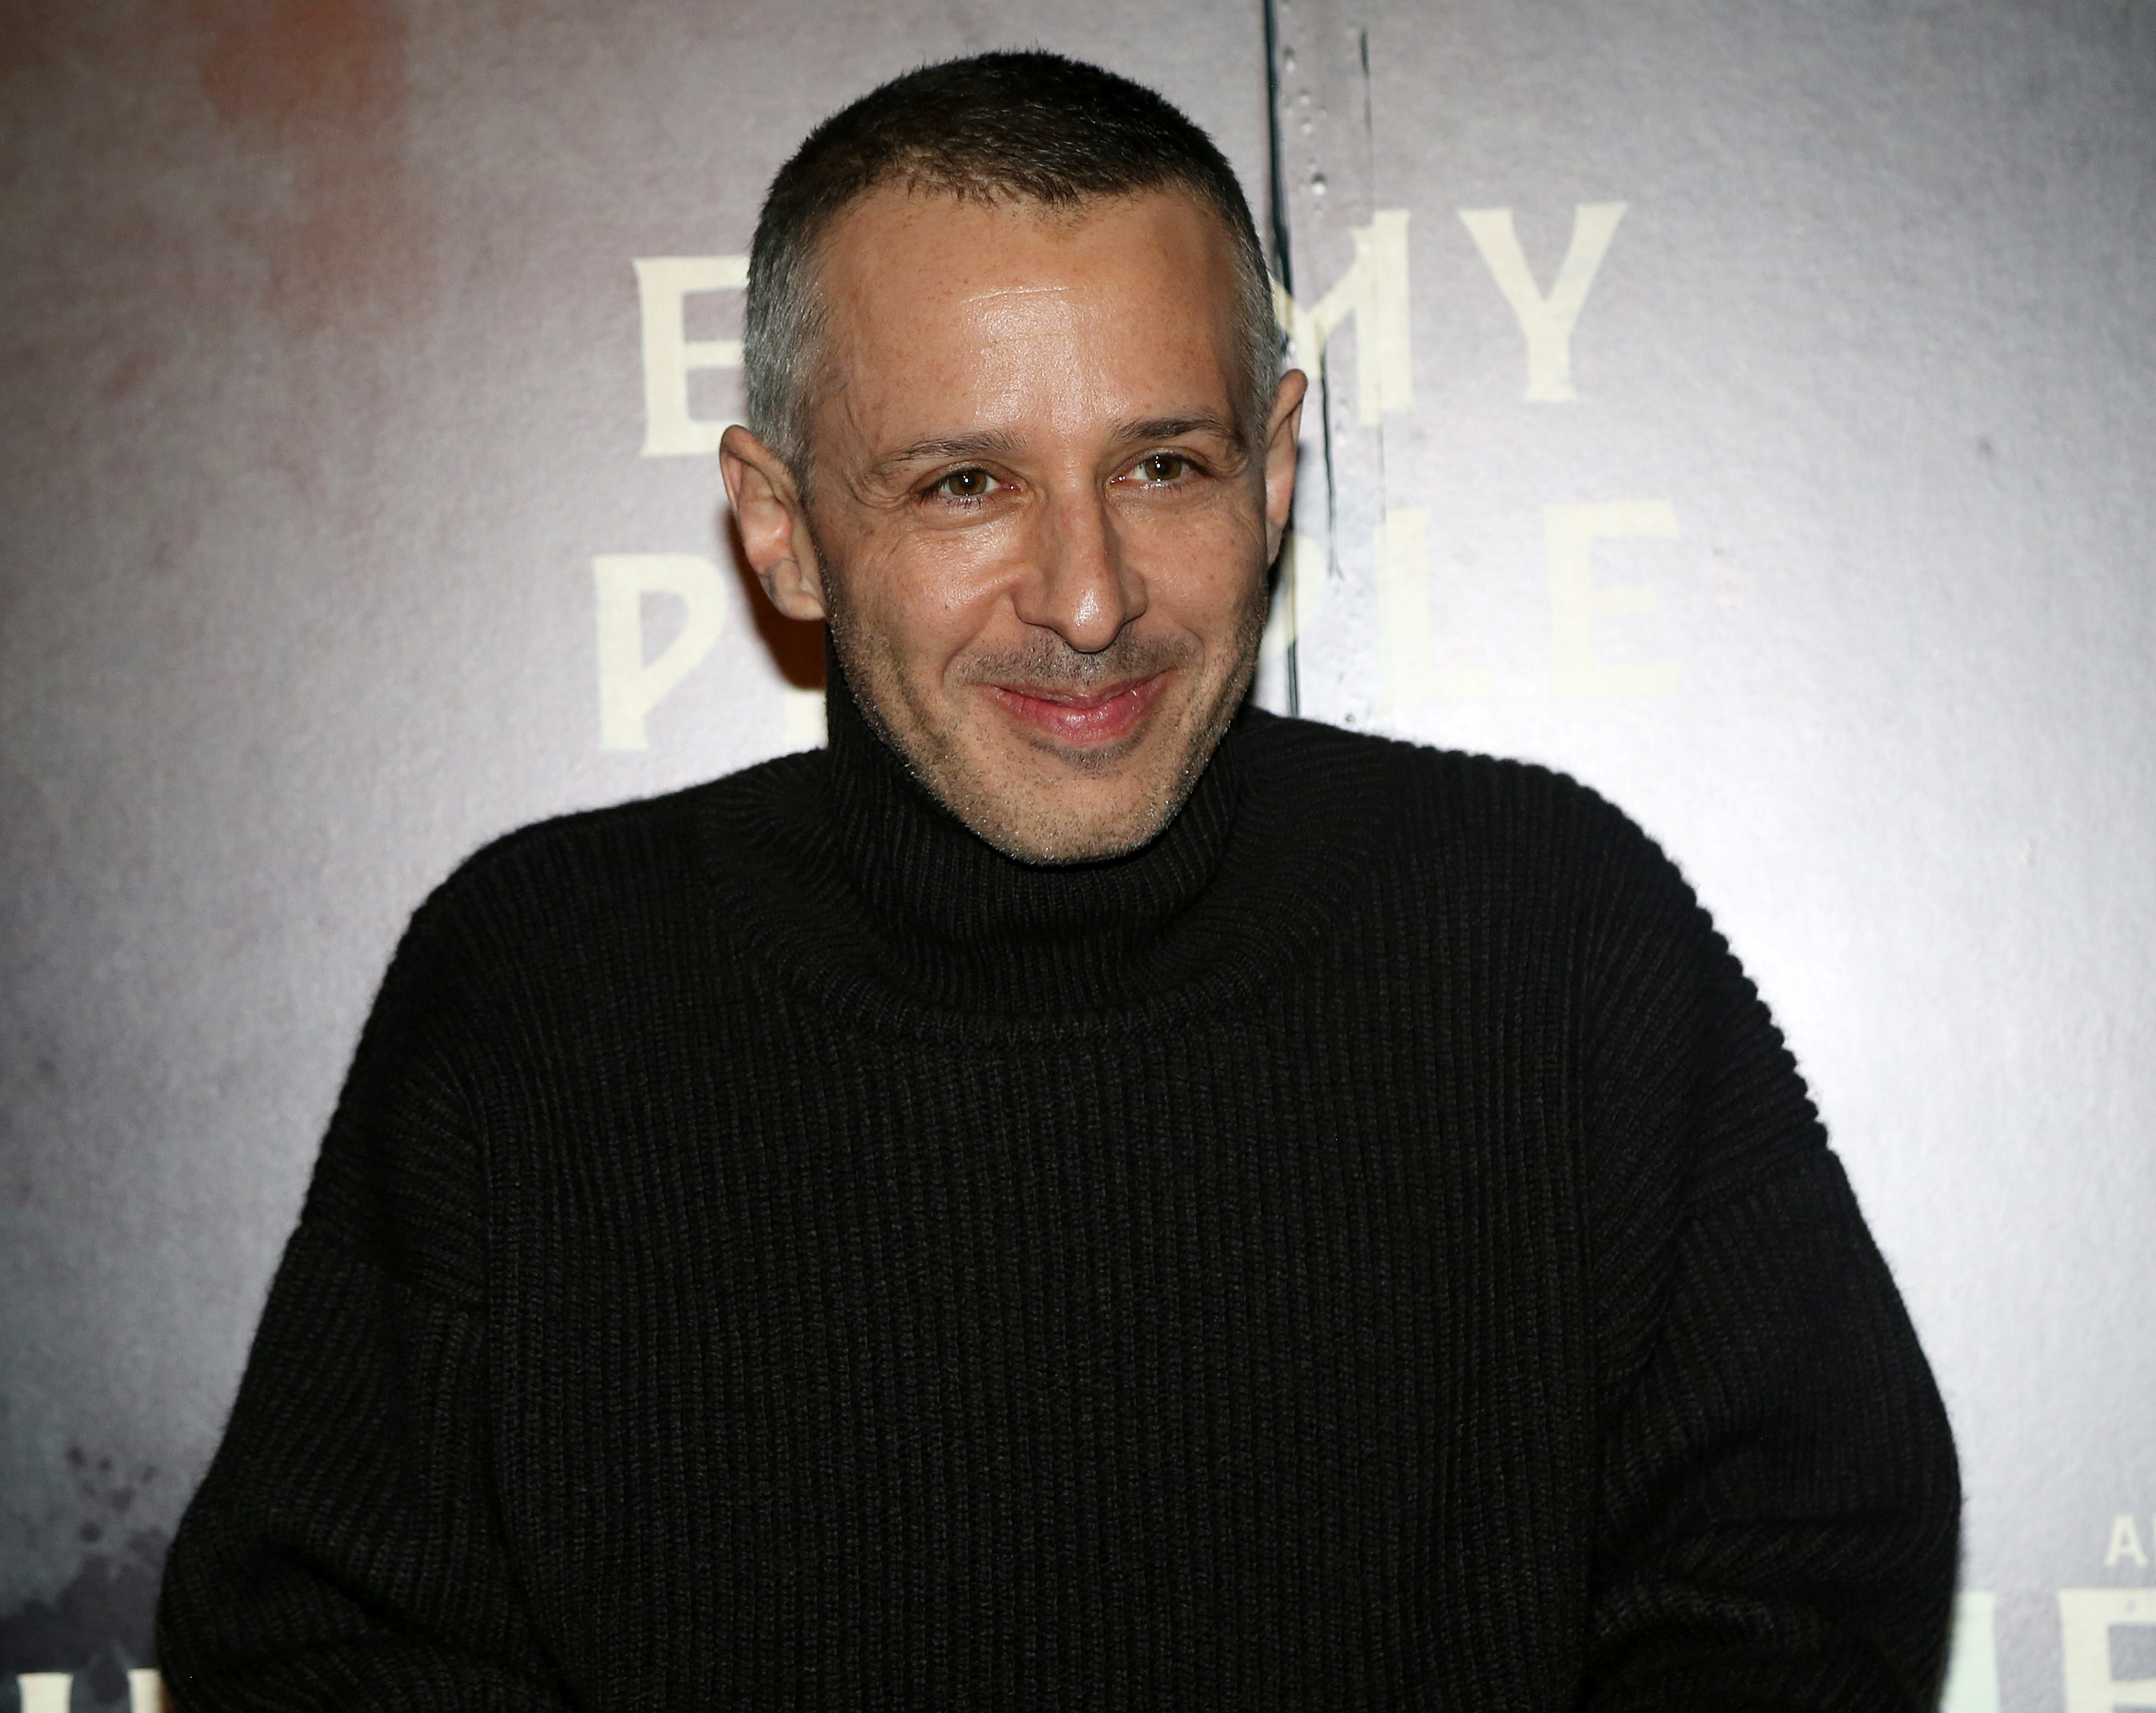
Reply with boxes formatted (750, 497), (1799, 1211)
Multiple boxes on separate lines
(1570, 803), (1961, 1713)
(157, 879), (572, 1712)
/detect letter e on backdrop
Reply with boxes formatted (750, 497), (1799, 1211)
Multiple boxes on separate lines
(635, 257), (747, 456)
(1544, 500), (1682, 698)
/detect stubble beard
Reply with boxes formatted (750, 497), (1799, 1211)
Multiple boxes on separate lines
(823, 562), (1270, 867)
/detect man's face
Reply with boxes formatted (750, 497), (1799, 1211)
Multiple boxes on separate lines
(723, 186), (1304, 864)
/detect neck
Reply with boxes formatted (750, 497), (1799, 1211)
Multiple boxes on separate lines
(820, 647), (1247, 1012)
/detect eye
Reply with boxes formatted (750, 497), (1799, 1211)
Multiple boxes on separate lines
(1133, 451), (1192, 484)
(932, 467), (997, 499)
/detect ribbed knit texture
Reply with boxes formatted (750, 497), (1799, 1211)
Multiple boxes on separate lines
(157, 674), (1960, 1712)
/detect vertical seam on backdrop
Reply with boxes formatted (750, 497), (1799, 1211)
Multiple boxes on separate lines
(1261, 0), (1303, 716)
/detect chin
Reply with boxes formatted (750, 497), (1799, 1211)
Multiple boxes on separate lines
(881, 656), (1254, 865)
(949, 765), (1193, 867)
(972, 812), (1170, 867)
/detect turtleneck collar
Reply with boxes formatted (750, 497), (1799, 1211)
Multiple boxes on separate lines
(819, 646), (1247, 1013)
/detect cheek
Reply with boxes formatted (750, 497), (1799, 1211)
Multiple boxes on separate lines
(846, 534), (1022, 673)
(1125, 505), (1270, 619)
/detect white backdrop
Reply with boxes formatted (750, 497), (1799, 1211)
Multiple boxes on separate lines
(2, 2), (2150, 1708)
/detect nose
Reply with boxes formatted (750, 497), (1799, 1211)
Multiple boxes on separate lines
(1010, 484), (1148, 653)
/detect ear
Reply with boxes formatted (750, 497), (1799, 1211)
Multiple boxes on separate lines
(720, 425), (829, 621)
(1261, 368), (1308, 563)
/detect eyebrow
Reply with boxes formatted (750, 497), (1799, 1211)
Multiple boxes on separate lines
(867, 430), (1029, 480)
(1112, 412), (1243, 446)
(868, 413), (1245, 480)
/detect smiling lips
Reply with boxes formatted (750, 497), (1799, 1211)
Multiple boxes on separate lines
(988, 672), (1167, 747)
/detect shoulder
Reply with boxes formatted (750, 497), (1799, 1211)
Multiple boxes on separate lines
(1235, 706), (1683, 907)
(1241, 712), (1823, 1203)
(429, 751), (821, 923)
(379, 750), (826, 1005)
(1238, 709), (1754, 1051)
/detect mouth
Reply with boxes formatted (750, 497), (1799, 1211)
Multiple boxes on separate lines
(986, 672), (1169, 749)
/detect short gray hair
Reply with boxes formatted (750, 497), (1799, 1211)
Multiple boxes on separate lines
(743, 51), (1280, 490)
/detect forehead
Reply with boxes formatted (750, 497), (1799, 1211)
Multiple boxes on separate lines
(808, 185), (1245, 435)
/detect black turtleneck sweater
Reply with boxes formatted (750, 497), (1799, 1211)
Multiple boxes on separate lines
(158, 675), (1959, 1712)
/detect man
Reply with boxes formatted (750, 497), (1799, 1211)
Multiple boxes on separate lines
(159, 51), (1960, 1711)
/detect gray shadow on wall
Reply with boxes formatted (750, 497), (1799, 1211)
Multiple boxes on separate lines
(721, 505), (826, 691)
